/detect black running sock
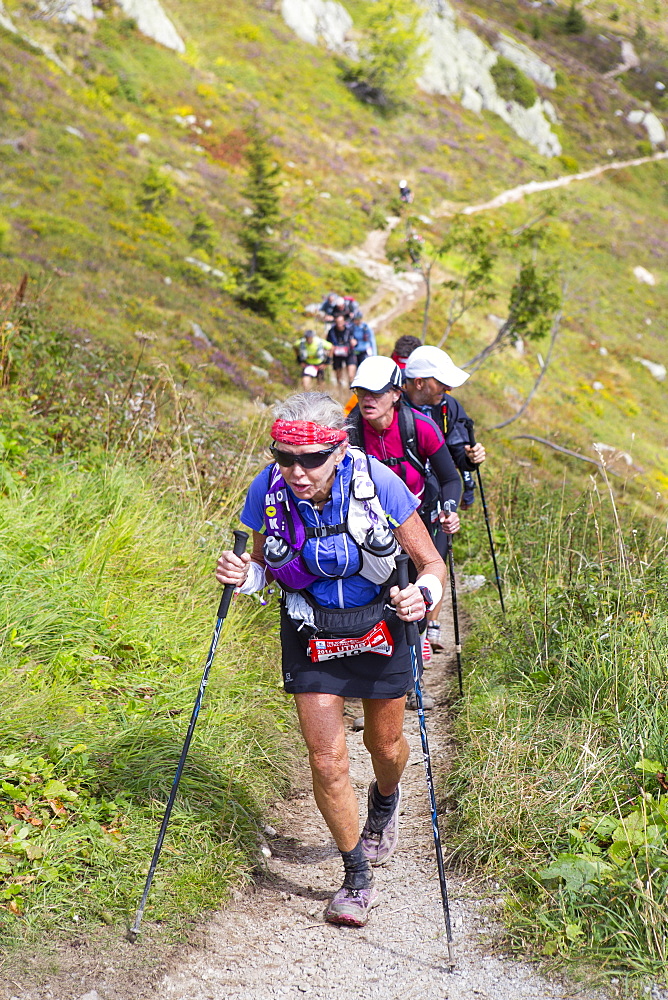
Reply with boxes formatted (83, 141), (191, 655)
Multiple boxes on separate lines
(368, 782), (399, 833)
(341, 840), (372, 890)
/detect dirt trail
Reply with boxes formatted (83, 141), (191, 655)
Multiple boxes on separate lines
(434, 150), (668, 218)
(316, 150), (668, 339)
(155, 593), (610, 1000)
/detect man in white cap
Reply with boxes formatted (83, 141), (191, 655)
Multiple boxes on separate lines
(403, 346), (486, 653)
(347, 355), (461, 709)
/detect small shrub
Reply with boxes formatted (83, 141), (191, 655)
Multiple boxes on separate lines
(0, 216), (10, 253)
(637, 139), (653, 156)
(557, 154), (580, 173)
(491, 56), (537, 108)
(189, 212), (217, 256)
(563, 3), (586, 34)
(137, 165), (175, 215)
(609, 7), (620, 22)
(234, 22), (262, 42)
(634, 20), (647, 42)
(530, 17), (542, 40)
(368, 205), (389, 230)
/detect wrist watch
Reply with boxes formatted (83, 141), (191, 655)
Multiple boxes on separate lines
(418, 586), (433, 611)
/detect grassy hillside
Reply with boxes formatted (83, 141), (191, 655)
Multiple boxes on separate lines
(0, 0), (665, 494)
(0, 0), (667, 981)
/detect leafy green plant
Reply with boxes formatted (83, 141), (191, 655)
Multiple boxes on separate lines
(338, 0), (425, 113)
(451, 474), (668, 974)
(491, 56), (538, 108)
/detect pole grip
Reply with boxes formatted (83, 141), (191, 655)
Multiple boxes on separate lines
(396, 551), (409, 590)
(396, 552), (420, 647)
(465, 417), (476, 448)
(216, 529), (249, 619)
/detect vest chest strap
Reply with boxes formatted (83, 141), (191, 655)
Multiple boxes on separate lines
(304, 522), (348, 539)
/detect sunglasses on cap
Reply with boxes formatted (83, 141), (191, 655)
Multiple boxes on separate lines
(270, 442), (340, 469)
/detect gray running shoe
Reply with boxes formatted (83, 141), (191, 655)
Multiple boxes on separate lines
(406, 688), (435, 711)
(324, 883), (379, 927)
(360, 781), (401, 866)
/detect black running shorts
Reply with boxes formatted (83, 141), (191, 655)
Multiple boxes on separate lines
(279, 606), (412, 699)
(332, 352), (356, 370)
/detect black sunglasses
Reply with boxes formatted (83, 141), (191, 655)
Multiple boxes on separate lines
(270, 442), (340, 469)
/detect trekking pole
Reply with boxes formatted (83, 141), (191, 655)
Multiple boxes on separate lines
(441, 503), (463, 698)
(465, 418), (505, 615)
(127, 529), (248, 943)
(397, 552), (455, 969)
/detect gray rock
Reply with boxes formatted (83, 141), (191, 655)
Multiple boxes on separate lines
(281, 0), (356, 57)
(117, 0), (185, 53)
(633, 357), (666, 381)
(54, 0), (94, 22)
(190, 322), (211, 347)
(627, 109), (666, 147)
(494, 33), (556, 88)
(416, 0), (561, 157)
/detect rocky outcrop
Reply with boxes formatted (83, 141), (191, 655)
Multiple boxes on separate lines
(117, 0), (184, 53)
(604, 39), (640, 79)
(627, 109), (666, 147)
(280, 0), (356, 56)
(55, 0), (95, 22)
(494, 33), (556, 89)
(0, 1), (17, 34)
(417, 1), (561, 157)
(0, 0), (68, 70)
(49, 0), (185, 52)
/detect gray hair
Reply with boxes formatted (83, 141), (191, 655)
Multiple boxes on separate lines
(273, 392), (346, 430)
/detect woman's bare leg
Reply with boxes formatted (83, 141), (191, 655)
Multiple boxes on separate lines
(361, 696), (409, 796)
(294, 692), (359, 852)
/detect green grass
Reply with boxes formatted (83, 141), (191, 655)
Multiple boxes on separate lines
(0, 298), (296, 941)
(452, 469), (668, 979)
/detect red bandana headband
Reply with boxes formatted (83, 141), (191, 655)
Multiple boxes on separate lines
(271, 419), (348, 446)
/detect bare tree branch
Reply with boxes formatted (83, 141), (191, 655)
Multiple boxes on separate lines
(488, 309), (562, 430)
(510, 435), (624, 478)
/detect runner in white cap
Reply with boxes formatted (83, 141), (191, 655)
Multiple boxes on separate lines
(404, 346), (486, 652)
(347, 355), (462, 709)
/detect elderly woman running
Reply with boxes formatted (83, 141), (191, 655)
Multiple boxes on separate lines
(216, 393), (446, 928)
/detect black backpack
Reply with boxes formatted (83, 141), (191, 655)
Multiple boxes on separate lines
(348, 402), (440, 516)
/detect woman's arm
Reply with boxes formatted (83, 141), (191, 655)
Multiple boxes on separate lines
(390, 511), (447, 622)
(394, 511), (445, 583)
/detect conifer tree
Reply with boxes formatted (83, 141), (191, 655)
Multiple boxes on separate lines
(237, 127), (289, 320)
(563, 2), (586, 33)
(189, 212), (216, 256)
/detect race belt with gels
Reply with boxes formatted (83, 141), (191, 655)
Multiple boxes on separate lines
(308, 620), (394, 662)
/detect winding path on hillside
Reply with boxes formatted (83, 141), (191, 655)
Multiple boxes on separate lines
(317, 150), (668, 336)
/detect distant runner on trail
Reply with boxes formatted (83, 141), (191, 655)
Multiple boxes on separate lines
(215, 392), (446, 928)
(293, 329), (331, 391)
(398, 179), (413, 204)
(347, 356), (461, 710)
(349, 310), (377, 368)
(403, 346), (486, 652)
(317, 292), (339, 321)
(327, 314), (358, 389)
